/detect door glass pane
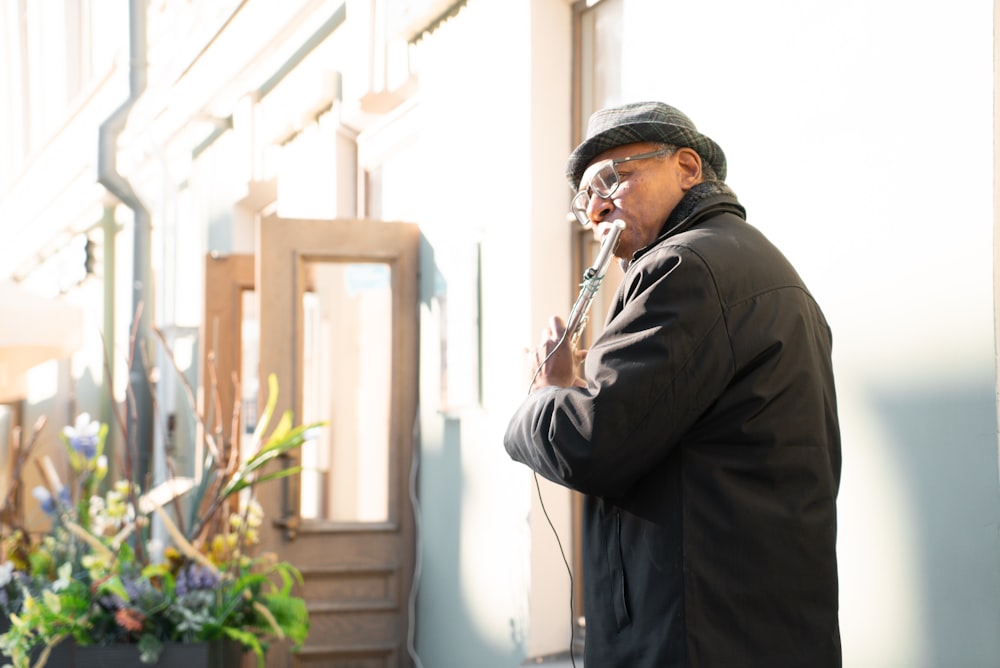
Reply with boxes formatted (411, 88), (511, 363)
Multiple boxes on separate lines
(301, 260), (391, 522)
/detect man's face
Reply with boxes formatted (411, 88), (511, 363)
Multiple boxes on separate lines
(575, 142), (700, 261)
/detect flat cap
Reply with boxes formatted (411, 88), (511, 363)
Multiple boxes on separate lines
(566, 101), (727, 187)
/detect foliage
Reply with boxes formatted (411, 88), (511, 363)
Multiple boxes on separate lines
(0, 374), (320, 668)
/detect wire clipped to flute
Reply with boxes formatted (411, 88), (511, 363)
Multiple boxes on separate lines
(527, 220), (625, 393)
(565, 220), (625, 348)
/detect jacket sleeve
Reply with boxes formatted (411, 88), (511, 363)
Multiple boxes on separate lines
(504, 243), (735, 498)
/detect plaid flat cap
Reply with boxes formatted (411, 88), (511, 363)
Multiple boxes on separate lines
(566, 101), (727, 187)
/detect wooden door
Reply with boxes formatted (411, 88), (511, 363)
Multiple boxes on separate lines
(202, 253), (255, 463)
(256, 216), (419, 668)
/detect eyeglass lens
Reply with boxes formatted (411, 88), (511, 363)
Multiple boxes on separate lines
(589, 162), (619, 198)
(572, 161), (620, 226)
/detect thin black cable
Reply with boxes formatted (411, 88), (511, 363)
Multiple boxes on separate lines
(526, 327), (578, 668)
(532, 470), (577, 667)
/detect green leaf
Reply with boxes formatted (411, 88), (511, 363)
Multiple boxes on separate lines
(222, 626), (264, 667)
(221, 467), (303, 499)
(259, 593), (309, 647)
(260, 410), (293, 451)
(188, 460), (218, 534)
(248, 374), (280, 451)
(95, 575), (129, 602)
(138, 632), (164, 664)
(96, 422), (109, 460)
(218, 426), (316, 500)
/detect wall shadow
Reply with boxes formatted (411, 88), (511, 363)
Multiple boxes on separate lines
(871, 374), (1000, 667)
(415, 235), (524, 667)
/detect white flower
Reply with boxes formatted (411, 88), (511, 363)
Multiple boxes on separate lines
(62, 413), (99, 441)
(146, 538), (164, 565)
(52, 562), (72, 593)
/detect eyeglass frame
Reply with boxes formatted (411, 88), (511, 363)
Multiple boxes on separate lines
(570, 146), (677, 228)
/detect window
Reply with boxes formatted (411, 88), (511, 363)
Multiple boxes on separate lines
(0, 2), (125, 191)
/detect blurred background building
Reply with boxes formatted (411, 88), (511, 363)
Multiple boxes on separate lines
(0, 0), (997, 666)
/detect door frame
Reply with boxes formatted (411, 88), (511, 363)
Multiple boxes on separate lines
(257, 215), (420, 667)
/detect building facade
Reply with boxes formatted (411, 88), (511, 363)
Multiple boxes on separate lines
(1, 1), (998, 666)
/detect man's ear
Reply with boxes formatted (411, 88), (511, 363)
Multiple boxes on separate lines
(675, 148), (704, 190)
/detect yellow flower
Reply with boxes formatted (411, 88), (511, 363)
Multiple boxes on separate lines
(245, 499), (263, 528)
(82, 553), (111, 580)
(95, 455), (108, 479)
(210, 534), (226, 564)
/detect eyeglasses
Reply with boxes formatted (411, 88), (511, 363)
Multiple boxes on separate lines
(570, 147), (675, 227)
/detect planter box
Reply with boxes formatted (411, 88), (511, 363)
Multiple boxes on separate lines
(41, 639), (242, 668)
(0, 615), (243, 668)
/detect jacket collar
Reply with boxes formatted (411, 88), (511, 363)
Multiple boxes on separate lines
(630, 181), (746, 264)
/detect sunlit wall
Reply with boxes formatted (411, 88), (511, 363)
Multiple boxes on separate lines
(606, 1), (999, 666)
(410, 0), (577, 664)
(415, 0), (1000, 665)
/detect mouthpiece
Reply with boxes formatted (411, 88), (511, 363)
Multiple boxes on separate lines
(588, 221), (626, 279)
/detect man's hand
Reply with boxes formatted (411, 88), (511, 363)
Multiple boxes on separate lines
(524, 315), (587, 391)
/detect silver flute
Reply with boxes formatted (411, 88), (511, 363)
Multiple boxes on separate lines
(565, 220), (626, 348)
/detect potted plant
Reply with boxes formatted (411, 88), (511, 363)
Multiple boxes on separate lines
(0, 373), (320, 668)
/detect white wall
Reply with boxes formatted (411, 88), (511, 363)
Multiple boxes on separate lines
(411, 0), (577, 664)
(613, 1), (998, 666)
(412, 1), (1000, 664)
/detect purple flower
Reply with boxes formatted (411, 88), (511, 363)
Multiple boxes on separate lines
(63, 413), (101, 460)
(175, 562), (220, 596)
(32, 486), (71, 514)
(32, 487), (55, 514)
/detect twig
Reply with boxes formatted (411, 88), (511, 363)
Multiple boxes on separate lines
(98, 329), (128, 473)
(0, 416), (47, 528)
(151, 326), (222, 462)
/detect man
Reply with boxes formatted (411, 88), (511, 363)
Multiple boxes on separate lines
(504, 101), (841, 667)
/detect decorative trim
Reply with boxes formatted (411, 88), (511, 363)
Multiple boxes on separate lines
(399, 0), (470, 43)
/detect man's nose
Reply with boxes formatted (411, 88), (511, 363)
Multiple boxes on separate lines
(585, 191), (614, 224)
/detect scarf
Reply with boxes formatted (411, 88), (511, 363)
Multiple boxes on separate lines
(660, 180), (742, 236)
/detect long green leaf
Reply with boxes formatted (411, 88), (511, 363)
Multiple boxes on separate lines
(221, 467), (303, 499)
(218, 422), (322, 500)
(188, 461), (218, 536)
(221, 627), (264, 667)
(249, 374), (280, 451)
(242, 422), (322, 471)
(218, 448), (293, 497)
(260, 409), (293, 452)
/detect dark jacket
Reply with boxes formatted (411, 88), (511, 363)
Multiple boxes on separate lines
(504, 186), (841, 667)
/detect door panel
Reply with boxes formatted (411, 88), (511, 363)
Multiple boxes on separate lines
(257, 217), (419, 668)
(201, 253), (255, 475)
